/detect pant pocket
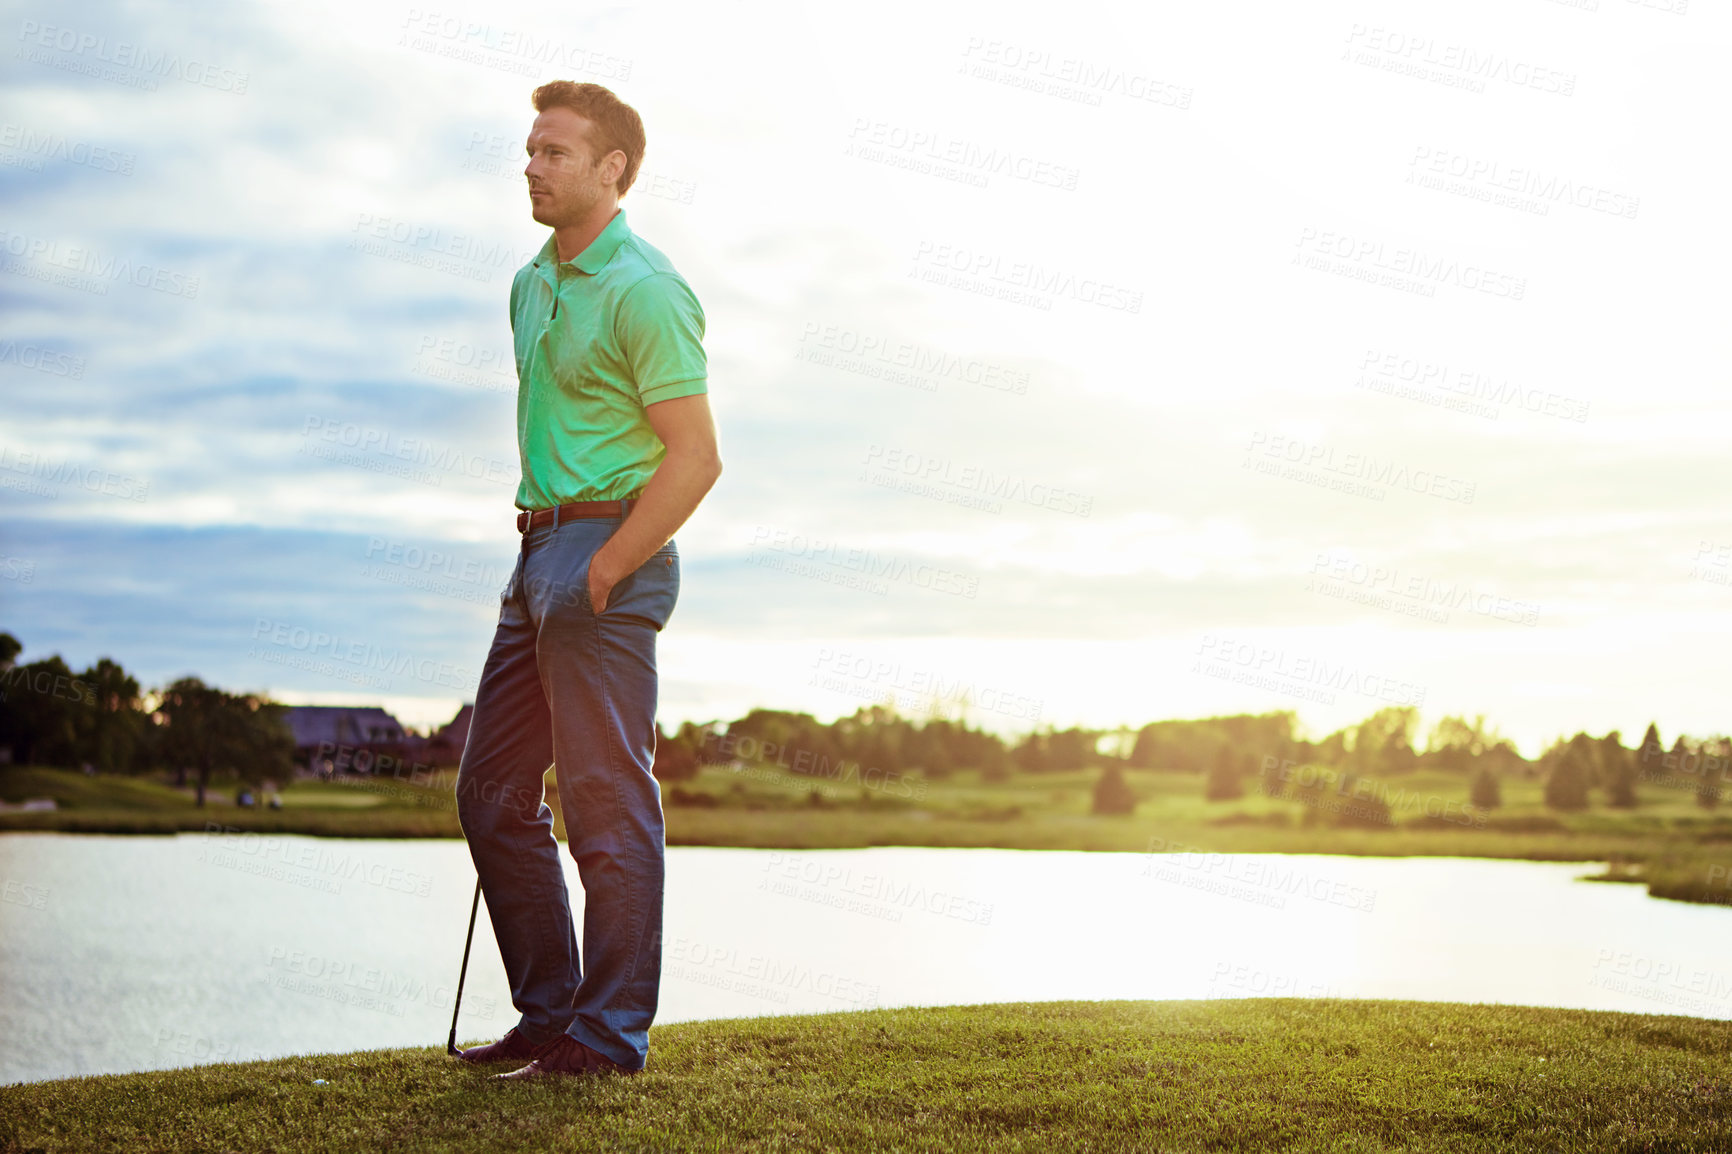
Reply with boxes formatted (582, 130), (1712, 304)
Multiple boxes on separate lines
(608, 546), (679, 630)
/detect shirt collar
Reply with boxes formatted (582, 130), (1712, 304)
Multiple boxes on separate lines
(536, 208), (631, 276)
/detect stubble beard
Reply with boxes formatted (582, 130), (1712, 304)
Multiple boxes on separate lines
(531, 167), (606, 230)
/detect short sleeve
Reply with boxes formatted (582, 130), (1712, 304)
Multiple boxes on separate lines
(616, 272), (708, 405)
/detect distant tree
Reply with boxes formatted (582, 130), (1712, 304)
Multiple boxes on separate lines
(853, 718), (905, 775)
(1483, 739), (1531, 780)
(912, 719), (989, 781)
(652, 721), (701, 783)
(1091, 764), (1136, 815)
(1665, 736), (1694, 790)
(1424, 714), (1500, 773)
(1710, 738), (1732, 798)
(1203, 744), (1243, 801)
(0, 640), (153, 774)
(1130, 712), (1295, 774)
(1599, 731), (1637, 807)
(1130, 721), (1198, 771)
(688, 720), (730, 765)
(0, 654), (89, 766)
(156, 678), (294, 806)
(238, 698), (295, 795)
(1543, 735), (1594, 812)
(1012, 731), (1050, 773)
(1127, 724), (1159, 769)
(799, 726), (847, 779)
(1635, 722), (1665, 780)
(978, 739), (1011, 783)
(0, 632), (18, 763)
(1046, 728), (1095, 771)
(901, 723), (940, 777)
(725, 707), (854, 780)
(1469, 767), (1502, 811)
(1697, 775), (1721, 810)
(1348, 707), (1419, 777)
(1310, 727), (1349, 770)
(74, 657), (148, 774)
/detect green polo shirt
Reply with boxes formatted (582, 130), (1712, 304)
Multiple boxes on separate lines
(509, 207), (708, 509)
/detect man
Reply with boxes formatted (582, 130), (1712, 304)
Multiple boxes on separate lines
(453, 80), (722, 1080)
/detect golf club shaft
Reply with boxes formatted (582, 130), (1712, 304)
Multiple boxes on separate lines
(447, 876), (482, 1055)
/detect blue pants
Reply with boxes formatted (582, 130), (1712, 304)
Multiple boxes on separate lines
(455, 512), (679, 1071)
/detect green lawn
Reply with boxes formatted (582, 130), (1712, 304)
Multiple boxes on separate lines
(6, 762), (1732, 909)
(0, 767), (195, 812)
(3, 999), (1730, 1152)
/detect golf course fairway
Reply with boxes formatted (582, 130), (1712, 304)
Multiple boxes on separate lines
(3, 998), (1730, 1152)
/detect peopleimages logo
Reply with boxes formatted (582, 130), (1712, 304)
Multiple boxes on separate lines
(1342, 24), (1576, 97)
(397, 9), (633, 81)
(910, 239), (1143, 313)
(1293, 226), (1525, 301)
(748, 525), (980, 599)
(0, 228), (199, 298)
(1355, 348), (1590, 424)
(845, 117), (1081, 191)
(1192, 633), (1426, 708)
(0, 122), (136, 175)
(298, 416), (515, 488)
(1407, 146), (1639, 221)
(797, 321), (1029, 395)
(15, 20), (250, 94)
(862, 444), (1093, 517)
(248, 619), (477, 692)
(0, 664), (94, 706)
(0, 446), (149, 502)
(0, 339), (86, 379)
(957, 37), (1194, 110)
(1243, 431), (1476, 505)
(809, 648), (1043, 723)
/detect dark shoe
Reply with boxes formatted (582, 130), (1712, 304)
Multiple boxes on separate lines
(495, 1033), (639, 1080)
(457, 1026), (560, 1065)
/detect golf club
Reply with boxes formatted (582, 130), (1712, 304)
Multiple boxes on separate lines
(446, 877), (482, 1057)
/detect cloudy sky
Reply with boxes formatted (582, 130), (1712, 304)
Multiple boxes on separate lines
(2, 0), (1727, 757)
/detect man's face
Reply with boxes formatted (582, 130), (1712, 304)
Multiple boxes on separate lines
(523, 107), (621, 227)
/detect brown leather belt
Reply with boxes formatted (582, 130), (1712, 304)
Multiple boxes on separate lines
(516, 497), (636, 533)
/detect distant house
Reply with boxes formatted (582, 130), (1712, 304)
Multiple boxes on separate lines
(423, 704), (474, 765)
(283, 706), (410, 772)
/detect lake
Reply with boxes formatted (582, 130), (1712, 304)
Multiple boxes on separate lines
(3, 832), (1730, 1084)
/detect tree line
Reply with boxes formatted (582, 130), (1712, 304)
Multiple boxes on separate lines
(5, 632), (1726, 814)
(657, 703), (1525, 784)
(658, 703), (1729, 817)
(0, 632), (292, 805)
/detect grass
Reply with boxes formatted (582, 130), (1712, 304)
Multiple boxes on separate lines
(0, 766), (460, 838)
(3, 999), (1731, 1152)
(0, 767), (195, 812)
(6, 762), (1732, 910)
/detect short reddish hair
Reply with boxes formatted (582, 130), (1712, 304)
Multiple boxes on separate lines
(531, 80), (645, 196)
